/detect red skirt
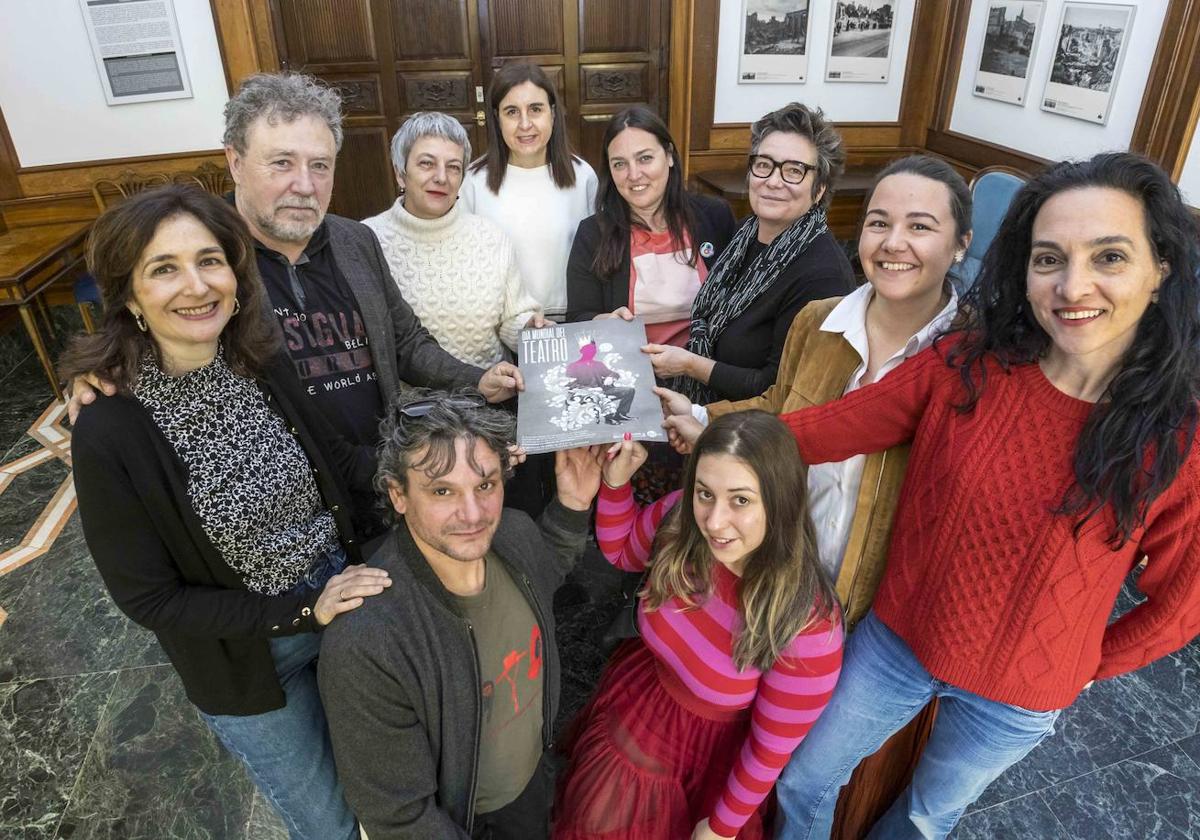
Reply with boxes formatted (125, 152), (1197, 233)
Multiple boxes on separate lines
(554, 640), (766, 840)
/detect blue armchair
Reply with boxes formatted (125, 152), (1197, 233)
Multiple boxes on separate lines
(954, 167), (1027, 295)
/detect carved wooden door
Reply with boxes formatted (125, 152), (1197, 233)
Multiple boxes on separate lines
(271, 0), (669, 221)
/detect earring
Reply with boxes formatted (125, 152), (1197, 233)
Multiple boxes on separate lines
(953, 251), (965, 264)
(233, 298), (241, 316)
(133, 311), (147, 332)
(1151, 290), (1160, 304)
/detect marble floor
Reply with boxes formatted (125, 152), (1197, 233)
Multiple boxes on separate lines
(1, 318), (1199, 839)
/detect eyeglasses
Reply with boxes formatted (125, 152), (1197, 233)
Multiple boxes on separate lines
(397, 393), (487, 419)
(747, 155), (816, 185)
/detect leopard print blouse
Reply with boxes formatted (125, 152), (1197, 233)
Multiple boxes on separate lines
(134, 350), (339, 595)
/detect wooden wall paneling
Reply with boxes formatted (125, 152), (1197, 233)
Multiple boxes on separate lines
(17, 154), (229, 198)
(558, 0), (584, 162)
(392, 0), (483, 154)
(486, 0), (564, 58)
(897, 0), (953, 149)
(0, 193), (100, 230)
(667, 0), (693, 163)
(276, 0), (378, 65)
(392, 0), (470, 61)
(1130, 0), (1200, 177)
(212, 0), (281, 81)
(270, 0), (400, 219)
(0, 107), (21, 206)
(581, 64), (648, 104)
(578, 112), (611, 167)
(687, 0), (719, 154)
(579, 0), (650, 53)
(336, 126), (396, 218)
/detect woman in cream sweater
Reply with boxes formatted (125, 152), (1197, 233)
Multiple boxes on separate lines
(363, 111), (544, 368)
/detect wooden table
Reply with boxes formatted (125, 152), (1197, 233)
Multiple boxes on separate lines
(0, 221), (91, 401)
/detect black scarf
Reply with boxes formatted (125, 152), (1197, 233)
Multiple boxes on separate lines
(676, 205), (829, 404)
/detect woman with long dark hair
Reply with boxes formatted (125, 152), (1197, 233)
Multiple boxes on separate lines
(62, 185), (389, 840)
(742, 152), (1200, 838)
(555, 412), (843, 840)
(462, 63), (597, 321)
(565, 106), (736, 347)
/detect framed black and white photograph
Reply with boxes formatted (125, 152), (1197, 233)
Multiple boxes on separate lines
(737, 0), (811, 84)
(825, 1), (897, 83)
(1041, 2), (1135, 125)
(973, 1), (1045, 105)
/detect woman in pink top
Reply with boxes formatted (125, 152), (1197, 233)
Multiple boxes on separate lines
(554, 411), (843, 840)
(565, 106), (736, 345)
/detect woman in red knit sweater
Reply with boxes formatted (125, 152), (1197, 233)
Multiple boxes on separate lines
(554, 412), (844, 840)
(670, 152), (1200, 839)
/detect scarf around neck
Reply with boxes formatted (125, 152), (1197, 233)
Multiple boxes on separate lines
(677, 204), (829, 403)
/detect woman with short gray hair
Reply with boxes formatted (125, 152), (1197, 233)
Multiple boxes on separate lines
(642, 102), (856, 405)
(363, 111), (545, 368)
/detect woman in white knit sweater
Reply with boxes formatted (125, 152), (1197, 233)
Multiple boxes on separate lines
(462, 63), (598, 322)
(363, 112), (545, 368)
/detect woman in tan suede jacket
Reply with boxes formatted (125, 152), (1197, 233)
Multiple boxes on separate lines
(660, 154), (973, 838)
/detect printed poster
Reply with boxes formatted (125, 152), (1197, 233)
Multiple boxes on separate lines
(973, 1), (1046, 106)
(1041, 2), (1135, 125)
(826, 0), (897, 83)
(79, 0), (193, 105)
(738, 0), (812, 84)
(517, 319), (665, 454)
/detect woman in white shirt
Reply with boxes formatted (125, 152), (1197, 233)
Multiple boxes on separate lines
(656, 154), (974, 839)
(462, 63), (598, 322)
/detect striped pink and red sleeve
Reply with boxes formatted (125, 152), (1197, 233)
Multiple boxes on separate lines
(594, 483), (681, 572)
(708, 613), (845, 837)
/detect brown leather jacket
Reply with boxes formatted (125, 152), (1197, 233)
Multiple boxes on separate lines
(706, 296), (909, 628)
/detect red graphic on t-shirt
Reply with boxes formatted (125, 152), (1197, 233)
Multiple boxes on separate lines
(481, 624), (543, 721)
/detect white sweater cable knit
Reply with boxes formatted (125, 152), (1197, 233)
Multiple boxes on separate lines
(362, 198), (541, 368)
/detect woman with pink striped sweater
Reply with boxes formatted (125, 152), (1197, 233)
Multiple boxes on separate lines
(554, 411), (844, 840)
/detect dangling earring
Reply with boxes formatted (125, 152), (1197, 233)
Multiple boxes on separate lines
(133, 311), (147, 332)
(1151, 290), (1160, 304)
(232, 298), (241, 316)
(953, 251), (965, 264)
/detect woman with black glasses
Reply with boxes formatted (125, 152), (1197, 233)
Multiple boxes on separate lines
(645, 102), (856, 404)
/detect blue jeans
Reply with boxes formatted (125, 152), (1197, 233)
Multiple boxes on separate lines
(200, 547), (357, 840)
(775, 611), (1060, 840)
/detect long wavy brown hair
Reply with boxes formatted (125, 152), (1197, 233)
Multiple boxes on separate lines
(59, 185), (278, 391)
(642, 410), (838, 671)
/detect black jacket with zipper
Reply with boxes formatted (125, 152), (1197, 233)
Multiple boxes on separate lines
(317, 500), (590, 839)
(72, 353), (369, 716)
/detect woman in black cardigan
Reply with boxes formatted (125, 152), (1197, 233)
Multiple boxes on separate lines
(61, 186), (388, 840)
(646, 103), (856, 404)
(565, 106), (736, 339)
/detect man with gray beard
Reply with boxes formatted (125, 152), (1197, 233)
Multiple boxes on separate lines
(221, 73), (523, 454)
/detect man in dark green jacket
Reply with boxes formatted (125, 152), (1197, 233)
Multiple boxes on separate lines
(319, 391), (603, 840)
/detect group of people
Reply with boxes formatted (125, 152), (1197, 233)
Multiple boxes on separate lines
(61, 66), (1200, 840)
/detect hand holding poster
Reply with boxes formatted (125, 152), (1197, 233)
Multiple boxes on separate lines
(517, 319), (666, 454)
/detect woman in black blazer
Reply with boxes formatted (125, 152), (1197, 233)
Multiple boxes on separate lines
(61, 186), (388, 840)
(565, 106), (736, 344)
